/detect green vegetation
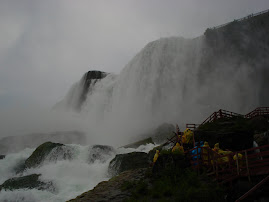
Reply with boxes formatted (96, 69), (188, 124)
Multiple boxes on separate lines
(122, 157), (224, 202)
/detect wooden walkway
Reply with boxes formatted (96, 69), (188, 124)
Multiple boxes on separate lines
(188, 144), (269, 201)
(186, 107), (269, 130)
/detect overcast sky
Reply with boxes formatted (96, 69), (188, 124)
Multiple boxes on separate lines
(0, 0), (269, 110)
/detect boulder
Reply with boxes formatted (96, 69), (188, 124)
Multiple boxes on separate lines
(68, 168), (147, 202)
(24, 142), (64, 169)
(88, 145), (115, 163)
(108, 152), (149, 176)
(0, 174), (54, 192)
(0, 155), (5, 160)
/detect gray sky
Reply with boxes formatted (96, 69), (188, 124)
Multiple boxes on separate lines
(0, 0), (269, 136)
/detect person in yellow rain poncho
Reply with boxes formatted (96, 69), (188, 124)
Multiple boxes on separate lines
(233, 153), (243, 167)
(212, 143), (232, 168)
(153, 150), (160, 164)
(202, 142), (210, 165)
(172, 143), (184, 154)
(182, 128), (194, 149)
(213, 143), (220, 153)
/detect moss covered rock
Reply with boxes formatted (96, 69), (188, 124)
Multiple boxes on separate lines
(25, 142), (64, 169)
(108, 152), (149, 176)
(0, 174), (54, 192)
(88, 145), (115, 163)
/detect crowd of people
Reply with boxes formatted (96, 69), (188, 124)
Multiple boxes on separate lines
(153, 125), (244, 169)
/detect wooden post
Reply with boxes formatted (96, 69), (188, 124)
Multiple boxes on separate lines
(245, 150), (251, 183)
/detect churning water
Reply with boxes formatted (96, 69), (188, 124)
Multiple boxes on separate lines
(0, 143), (155, 202)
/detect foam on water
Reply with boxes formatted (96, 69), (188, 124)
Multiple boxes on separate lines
(0, 143), (157, 202)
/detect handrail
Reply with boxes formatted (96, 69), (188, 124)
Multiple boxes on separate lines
(201, 109), (243, 125)
(213, 9), (269, 29)
(188, 144), (269, 184)
(187, 107), (269, 128)
(235, 175), (269, 202)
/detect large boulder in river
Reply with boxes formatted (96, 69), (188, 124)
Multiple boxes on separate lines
(88, 145), (115, 163)
(108, 152), (149, 176)
(25, 142), (72, 169)
(0, 174), (54, 192)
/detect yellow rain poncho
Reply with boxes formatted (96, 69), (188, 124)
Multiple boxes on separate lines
(172, 143), (184, 154)
(182, 128), (194, 144)
(153, 150), (160, 163)
(213, 143), (220, 152)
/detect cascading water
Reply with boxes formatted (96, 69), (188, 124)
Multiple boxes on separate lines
(55, 35), (268, 146)
(2, 20), (268, 200)
(0, 143), (155, 202)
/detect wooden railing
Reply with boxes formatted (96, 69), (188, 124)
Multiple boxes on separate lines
(186, 124), (200, 130)
(188, 144), (269, 184)
(201, 109), (243, 125)
(245, 107), (269, 119)
(213, 9), (269, 29)
(186, 107), (269, 130)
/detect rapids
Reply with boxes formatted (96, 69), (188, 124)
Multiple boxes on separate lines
(0, 143), (156, 202)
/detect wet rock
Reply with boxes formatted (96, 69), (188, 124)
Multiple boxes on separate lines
(68, 168), (147, 202)
(108, 152), (149, 176)
(25, 142), (64, 169)
(0, 174), (54, 192)
(88, 145), (115, 163)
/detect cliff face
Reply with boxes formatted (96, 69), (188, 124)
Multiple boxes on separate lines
(201, 11), (269, 107)
(54, 70), (107, 112)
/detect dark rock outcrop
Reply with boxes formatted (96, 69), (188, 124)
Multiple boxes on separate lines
(0, 174), (54, 192)
(78, 71), (107, 110)
(108, 152), (149, 176)
(0, 155), (5, 160)
(25, 142), (64, 169)
(53, 70), (108, 112)
(68, 168), (147, 202)
(202, 12), (269, 107)
(88, 145), (115, 163)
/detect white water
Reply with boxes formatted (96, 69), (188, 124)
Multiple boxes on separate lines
(55, 36), (262, 147)
(0, 143), (156, 202)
